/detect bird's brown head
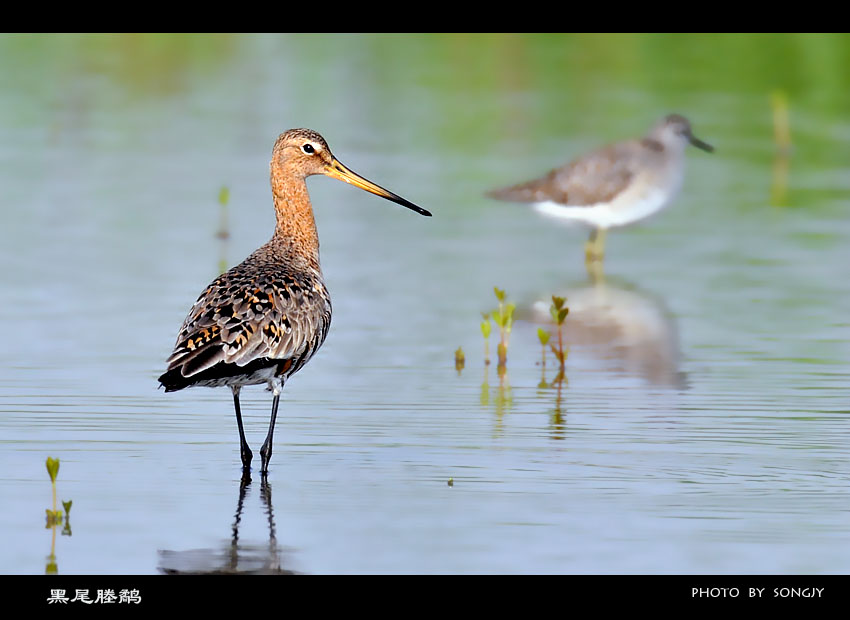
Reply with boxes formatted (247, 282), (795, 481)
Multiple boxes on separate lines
(272, 128), (431, 216)
(272, 128), (336, 177)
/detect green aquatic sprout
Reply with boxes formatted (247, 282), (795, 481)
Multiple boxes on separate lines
(45, 457), (73, 532)
(62, 500), (73, 537)
(45, 457), (62, 525)
(536, 327), (552, 388)
(454, 346), (465, 374)
(44, 457), (74, 573)
(491, 287), (515, 368)
(46, 456), (59, 483)
(537, 327), (551, 368)
(549, 296), (569, 371)
(218, 185), (230, 206)
(550, 296), (569, 324)
(480, 313), (492, 365)
(495, 307), (515, 367)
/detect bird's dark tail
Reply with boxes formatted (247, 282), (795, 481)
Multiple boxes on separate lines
(158, 368), (190, 393)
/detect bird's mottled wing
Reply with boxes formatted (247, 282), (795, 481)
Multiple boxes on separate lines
(487, 141), (642, 207)
(163, 263), (331, 380)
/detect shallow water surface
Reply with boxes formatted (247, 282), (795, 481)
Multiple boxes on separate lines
(1, 34), (848, 574)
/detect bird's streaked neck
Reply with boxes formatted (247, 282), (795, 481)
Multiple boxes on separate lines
(270, 170), (320, 266)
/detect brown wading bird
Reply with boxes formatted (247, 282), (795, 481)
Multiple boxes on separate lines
(486, 114), (713, 269)
(159, 129), (431, 474)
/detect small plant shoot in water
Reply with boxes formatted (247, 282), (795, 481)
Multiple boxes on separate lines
(468, 289), (568, 410)
(454, 346), (465, 374)
(46, 456), (59, 483)
(491, 287), (515, 369)
(45, 457), (62, 525)
(44, 457), (73, 529)
(549, 296), (569, 371)
(537, 327), (551, 368)
(218, 185), (230, 205)
(480, 313), (492, 366)
(44, 456), (73, 574)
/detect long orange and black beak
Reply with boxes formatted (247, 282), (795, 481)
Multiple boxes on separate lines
(325, 158), (432, 217)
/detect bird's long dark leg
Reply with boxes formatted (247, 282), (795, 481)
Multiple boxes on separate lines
(232, 386), (253, 470)
(259, 380), (282, 475)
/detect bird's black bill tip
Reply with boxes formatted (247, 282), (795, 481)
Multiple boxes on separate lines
(690, 135), (715, 153)
(395, 196), (432, 217)
(373, 186), (431, 217)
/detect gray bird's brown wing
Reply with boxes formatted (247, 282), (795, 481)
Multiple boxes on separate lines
(486, 140), (644, 206)
(163, 257), (332, 380)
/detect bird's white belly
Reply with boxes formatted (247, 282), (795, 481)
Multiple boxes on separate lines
(532, 187), (673, 229)
(532, 164), (685, 230)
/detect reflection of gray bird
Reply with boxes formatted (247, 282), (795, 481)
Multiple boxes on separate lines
(158, 129), (430, 474)
(487, 114), (713, 266)
(529, 276), (687, 389)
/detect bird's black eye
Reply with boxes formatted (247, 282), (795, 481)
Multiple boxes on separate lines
(302, 143), (315, 154)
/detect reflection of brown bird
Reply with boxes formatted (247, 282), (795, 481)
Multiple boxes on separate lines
(159, 129), (431, 474)
(487, 114), (713, 266)
(158, 476), (295, 574)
